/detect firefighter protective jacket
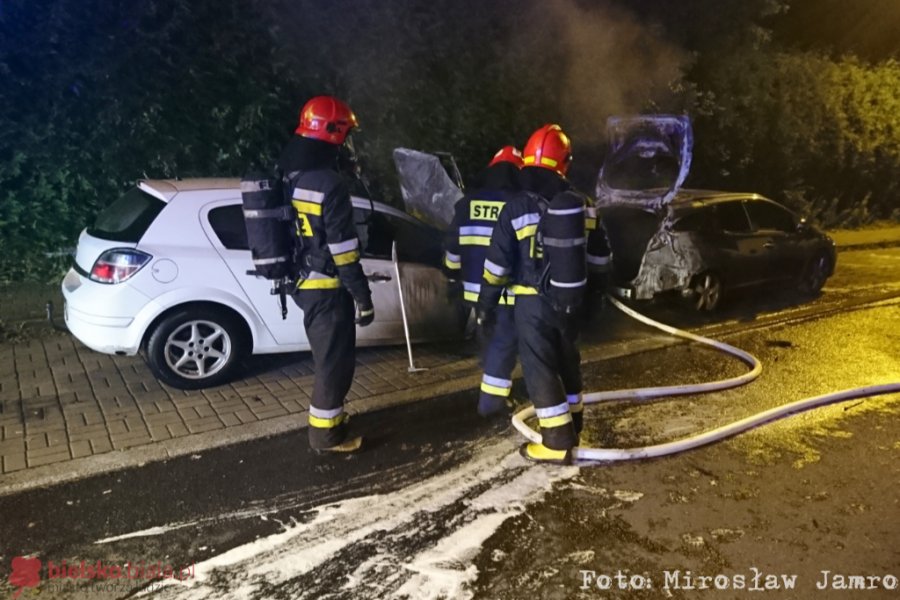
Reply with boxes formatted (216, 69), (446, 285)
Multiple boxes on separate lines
(478, 185), (611, 312)
(278, 136), (371, 304)
(444, 187), (519, 306)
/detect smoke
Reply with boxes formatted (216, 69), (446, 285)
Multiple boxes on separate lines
(502, 0), (689, 185)
(257, 0), (688, 192)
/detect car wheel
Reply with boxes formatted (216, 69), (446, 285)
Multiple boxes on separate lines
(145, 307), (248, 390)
(799, 252), (830, 296)
(691, 272), (723, 312)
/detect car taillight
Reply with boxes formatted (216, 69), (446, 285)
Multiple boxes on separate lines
(89, 249), (152, 284)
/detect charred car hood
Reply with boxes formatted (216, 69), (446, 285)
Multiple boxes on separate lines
(393, 148), (465, 231)
(595, 114), (693, 211)
(594, 115), (699, 297)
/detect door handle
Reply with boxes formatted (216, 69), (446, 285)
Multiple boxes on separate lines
(366, 273), (392, 282)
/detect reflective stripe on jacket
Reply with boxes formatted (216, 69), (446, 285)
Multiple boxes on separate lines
(478, 186), (612, 311)
(443, 187), (517, 305)
(285, 170), (370, 302)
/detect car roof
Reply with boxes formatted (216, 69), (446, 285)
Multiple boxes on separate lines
(139, 178), (239, 202)
(598, 187), (775, 214)
(670, 188), (769, 207)
(138, 178), (424, 226)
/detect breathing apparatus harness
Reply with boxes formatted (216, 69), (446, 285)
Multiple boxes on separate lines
(241, 143), (375, 321)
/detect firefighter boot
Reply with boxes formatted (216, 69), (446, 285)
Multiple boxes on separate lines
(519, 443), (574, 465)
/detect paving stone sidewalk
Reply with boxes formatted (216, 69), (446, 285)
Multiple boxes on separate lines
(0, 332), (480, 490)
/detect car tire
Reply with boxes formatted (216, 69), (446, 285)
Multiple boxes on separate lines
(690, 272), (723, 312)
(145, 307), (249, 390)
(798, 251), (830, 296)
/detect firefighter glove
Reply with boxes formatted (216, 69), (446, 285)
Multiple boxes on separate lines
(355, 296), (375, 327)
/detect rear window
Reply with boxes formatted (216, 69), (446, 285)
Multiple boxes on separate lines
(208, 205), (249, 250)
(88, 187), (165, 242)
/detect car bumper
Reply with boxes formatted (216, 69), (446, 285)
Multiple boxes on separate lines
(61, 269), (152, 355)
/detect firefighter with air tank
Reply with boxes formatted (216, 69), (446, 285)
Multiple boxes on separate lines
(477, 124), (612, 464)
(278, 96), (374, 453)
(444, 146), (524, 417)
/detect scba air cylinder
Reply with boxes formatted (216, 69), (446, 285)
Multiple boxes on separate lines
(241, 172), (292, 280)
(541, 190), (587, 313)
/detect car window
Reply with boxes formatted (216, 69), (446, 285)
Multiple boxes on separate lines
(354, 208), (441, 266)
(672, 207), (716, 232)
(354, 208), (393, 259)
(208, 205), (249, 250)
(713, 201), (752, 233)
(206, 203), (440, 265)
(744, 200), (796, 233)
(88, 187), (166, 242)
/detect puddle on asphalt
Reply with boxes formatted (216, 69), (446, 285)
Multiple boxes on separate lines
(731, 397), (900, 469)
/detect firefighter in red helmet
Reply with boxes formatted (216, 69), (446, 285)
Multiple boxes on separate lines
(478, 124), (612, 463)
(444, 145), (523, 416)
(278, 96), (373, 452)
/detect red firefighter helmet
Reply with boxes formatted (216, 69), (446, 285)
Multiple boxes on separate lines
(295, 96), (359, 145)
(523, 124), (572, 175)
(488, 145), (524, 168)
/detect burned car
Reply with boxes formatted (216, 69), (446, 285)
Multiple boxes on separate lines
(596, 115), (835, 311)
(600, 190), (836, 310)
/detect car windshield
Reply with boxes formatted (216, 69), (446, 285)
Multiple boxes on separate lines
(88, 187), (165, 242)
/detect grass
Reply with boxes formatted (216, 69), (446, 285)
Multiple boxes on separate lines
(0, 282), (67, 343)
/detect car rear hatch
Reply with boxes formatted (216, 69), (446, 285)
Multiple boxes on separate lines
(72, 183), (167, 276)
(594, 115), (693, 286)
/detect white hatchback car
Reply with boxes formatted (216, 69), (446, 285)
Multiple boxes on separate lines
(62, 178), (467, 389)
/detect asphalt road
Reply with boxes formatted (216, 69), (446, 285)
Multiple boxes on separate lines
(1, 247), (898, 600)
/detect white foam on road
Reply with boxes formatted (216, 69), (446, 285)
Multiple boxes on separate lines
(147, 437), (576, 599)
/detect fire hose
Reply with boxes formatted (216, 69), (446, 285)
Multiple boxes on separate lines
(511, 296), (900, 463)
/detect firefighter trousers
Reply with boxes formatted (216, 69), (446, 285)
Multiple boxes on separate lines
(292, 287), (356, 449)
(515, 295), (583, 450)
(478, 305), (517, 416)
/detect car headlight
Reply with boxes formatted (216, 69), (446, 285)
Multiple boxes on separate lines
(89, 249), (152, 284)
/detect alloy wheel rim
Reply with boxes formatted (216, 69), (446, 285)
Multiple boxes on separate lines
(808, 256), (827, 290)
(695, 274), (721, 311)
(164, 320), (231, 380)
